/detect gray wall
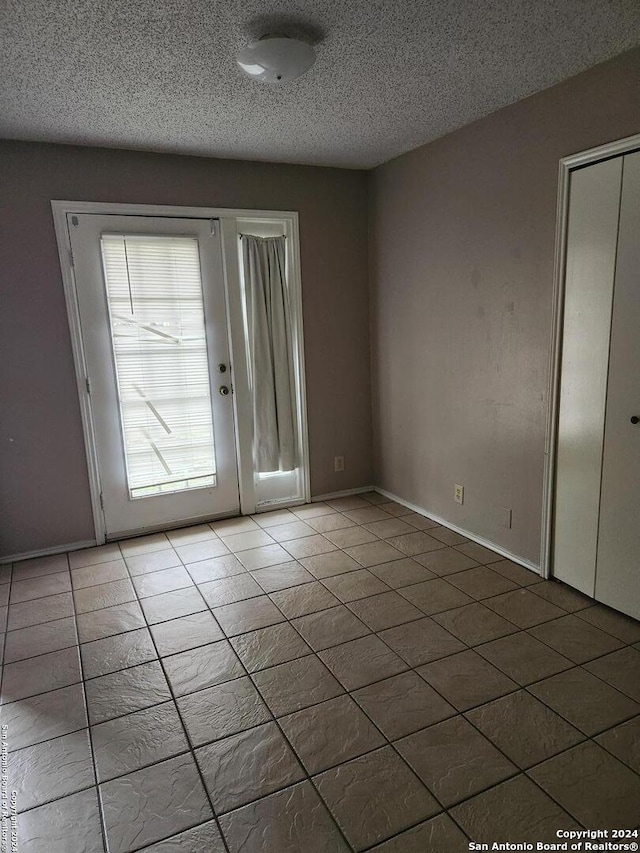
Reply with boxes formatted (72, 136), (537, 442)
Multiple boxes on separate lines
(0, 143), (371, 557)
(369, 47), (640, 566)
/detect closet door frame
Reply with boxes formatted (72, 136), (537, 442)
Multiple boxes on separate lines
(541, 132), (640, 579)
(52, 200), (311, 545)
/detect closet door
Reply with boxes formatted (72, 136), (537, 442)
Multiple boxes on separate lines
(552, 158), (623, 596)
(595, 151), (640, 620)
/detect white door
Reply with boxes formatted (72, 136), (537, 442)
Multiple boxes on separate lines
(69, 214), (239, 539)
(595, 151), (640, 619)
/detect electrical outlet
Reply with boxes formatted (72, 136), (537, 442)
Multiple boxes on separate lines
(501, 508), (512, 529)
(334, 456), (345, 472)
(454, 484), (464, 505)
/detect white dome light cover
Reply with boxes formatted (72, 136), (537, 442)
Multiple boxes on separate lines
(237, 36), (315, 84)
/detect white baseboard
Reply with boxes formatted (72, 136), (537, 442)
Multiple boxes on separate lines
(1, 539), (97, 565)
(312, 486), (375, 502)
(374, 487), (541, 575)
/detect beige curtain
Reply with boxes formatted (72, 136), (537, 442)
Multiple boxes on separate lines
(241, 235), (297, 473)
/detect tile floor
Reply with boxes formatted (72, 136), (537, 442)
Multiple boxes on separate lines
(2, 492), (640, 852)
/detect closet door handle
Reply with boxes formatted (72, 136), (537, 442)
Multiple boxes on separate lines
(631, 416), (639, 424)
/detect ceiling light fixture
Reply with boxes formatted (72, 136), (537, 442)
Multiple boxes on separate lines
(236, 35), (315, 84)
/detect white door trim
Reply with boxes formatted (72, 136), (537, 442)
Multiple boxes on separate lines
(51, 200), (311, 544)
(540, 131), (640, 579)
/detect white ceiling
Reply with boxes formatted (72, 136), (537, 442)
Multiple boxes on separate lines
(1, 0), (639, 169)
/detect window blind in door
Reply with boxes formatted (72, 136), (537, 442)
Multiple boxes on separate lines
(100, 234), (217, 498)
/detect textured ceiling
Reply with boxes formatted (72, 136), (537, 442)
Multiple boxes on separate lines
(1, 0), (639, 169)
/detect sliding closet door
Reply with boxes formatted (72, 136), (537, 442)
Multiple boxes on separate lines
(595, 151), (640, 620)
(552, 158), (622, 596)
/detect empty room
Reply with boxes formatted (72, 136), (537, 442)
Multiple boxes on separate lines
(1, 1), (639, 851)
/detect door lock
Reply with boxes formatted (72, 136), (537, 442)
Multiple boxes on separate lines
(631, 416), (639, 424)
(219, 386), (230, 396)
(218, 363), (227, 373)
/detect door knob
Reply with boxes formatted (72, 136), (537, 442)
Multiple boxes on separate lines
(631, 416), (639, 424)
(219, 386), (230, 396)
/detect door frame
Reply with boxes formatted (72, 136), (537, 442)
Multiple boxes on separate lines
(51, 200), (311, 544)
(540, 131), (640, 579)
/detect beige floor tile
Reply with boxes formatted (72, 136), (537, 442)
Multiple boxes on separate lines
(379, 617), (465, 666)
(253, 655), (343, 716)
(528, 666), (640, 735)
(447, 566), (518, 600)
(363, 518), (416, 539)
(219, 781), (349, 853)
(213, 596), (286, 636)
(343, 506), (393, 524)
(8, 729), (94, 811)
(348, 590), (424, 630)
(291, 605), (370, 651)
(150, 610), (224, 656)
(530, 579), (593, 610)
(198, 573), (263, 607)
(124, 548), (181, 576)
(118, 533), (170, 558)
(529, 613), (624, 663)
(251, 561), (315, 592)
(324, 526), (379, 548)
(323, 568), (390, 602)
(399, 578), (473, 615)
(450, 775), (578, 841)
(427, 527), (468, 546)
(576, 603), (640, 643)
(369, 558), (436, 588)
(318, 634), (408, 690)
(386, 531), (445, 556)
(314, 746), (439, 851)
(177, 677), (270, 746)
(163, 640), (244, 696)
(91, 701), (188, 782)
(352, 670), (455, 739)
(81, 627), (157, 679)
(596, 715), (640, 773)
(433, 601), (518, 645)
(270, 581), (340, 618)
(196, 722), (304, 813)
(16, 788), (104, 853)
(300, 550), (362, 579)
(305, 513), (357, 533)
(489, 559), (542, 586)
(528, 741), (640, 828)
(100, 753), (212, 853)
(396, 715), (517, 806)
(230, 622), (311, 672)
(185, 554), (246, 583)
(415, 547), (479, 575)
(280, 694), (385, 773)
(418, 649), (518, 711)
(221, 529), (275, 553)
(71, 559), (129, 589)
(283, 535), (338, 560)
(465, 690), (584, 768)
(585, 647), (640, 702)
(484, 588), (565, 628)
(10, 571), (71, 603)
(345, 539), (403, 568)
(265, 520), (316, 542)
(369, 814), (468, 852)
(236, 543), (292, 571)
(454, 542), (502, 564)
(250, 509), (295, 528)
(476, 631), (573, 685)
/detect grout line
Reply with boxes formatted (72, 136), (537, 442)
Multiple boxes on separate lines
(70, 567), (111, 853)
